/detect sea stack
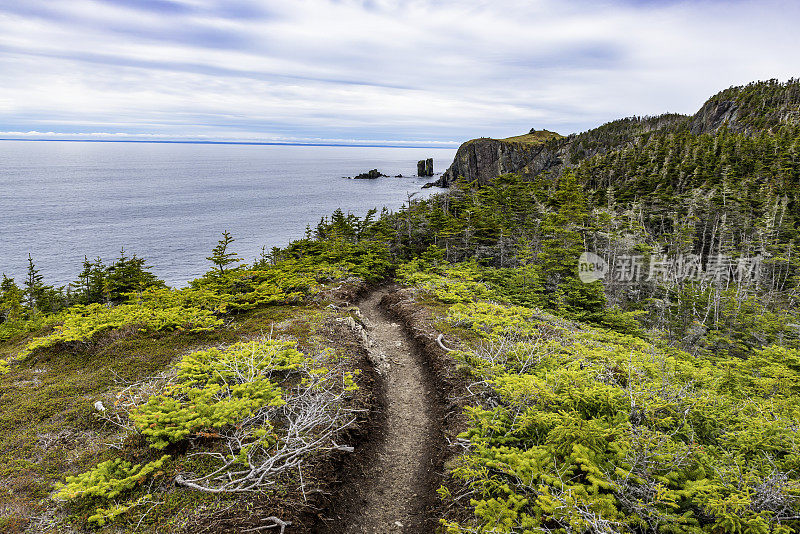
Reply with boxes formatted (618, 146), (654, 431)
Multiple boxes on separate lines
(417, 158), (434, 176)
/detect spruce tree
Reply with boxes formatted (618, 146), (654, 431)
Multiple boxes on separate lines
(105, 249), (164, 301)
(537, 171), (607, 323)
(24, 254), (45, 313)
(0, 275), (24, 323)
(207, 231), (242, 274)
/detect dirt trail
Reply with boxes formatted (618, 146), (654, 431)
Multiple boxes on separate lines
(340, 288), (439, 533)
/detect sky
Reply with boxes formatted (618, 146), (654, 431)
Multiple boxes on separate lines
(0, 0), (798, 146)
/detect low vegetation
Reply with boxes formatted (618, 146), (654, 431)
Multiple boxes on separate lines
(1, 79), (799, 532)
(399, 265), (800, 533)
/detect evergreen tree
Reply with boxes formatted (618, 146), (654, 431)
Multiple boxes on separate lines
(105, 248), (165, 302)
(207, 231), (242, 274)
(536, 171), (608, 322)
(24, 254), (46, 313)
(0, 275), (24, 323)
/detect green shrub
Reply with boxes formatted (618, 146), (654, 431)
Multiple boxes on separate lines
(56, 455), (170, 501)
(437, 298), (800, 533)
(398, 261), (492, 304)
(20, 301), (222, 357)
(131, 339), (304, 449)
(56, 455), (170, 526)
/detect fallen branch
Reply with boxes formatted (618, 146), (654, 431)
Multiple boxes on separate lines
(437, 333), (454, 352)
(175, 363), (357, 493)
(242, 517), (292, 533)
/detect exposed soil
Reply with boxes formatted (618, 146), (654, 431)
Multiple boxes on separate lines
(327, 287), (444, 534)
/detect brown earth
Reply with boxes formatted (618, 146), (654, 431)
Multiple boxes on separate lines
(321, 287), (447, 534)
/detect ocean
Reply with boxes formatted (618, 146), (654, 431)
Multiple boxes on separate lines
(0, 141), (455, 287)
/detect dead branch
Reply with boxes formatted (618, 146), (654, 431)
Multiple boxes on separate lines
(242, 516), (292, 533)
(176, 362), (357, 493)
(437, 333), (454, 352)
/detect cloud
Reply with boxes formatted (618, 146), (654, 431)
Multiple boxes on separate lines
(0, 0), (798, 143)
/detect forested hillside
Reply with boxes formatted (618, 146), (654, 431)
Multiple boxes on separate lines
(434, 78), (800, 188)
(403, 79), (800, 358)
(1, 79), (799, 533)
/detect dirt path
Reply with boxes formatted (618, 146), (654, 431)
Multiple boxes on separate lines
(339, 288), (440, 533)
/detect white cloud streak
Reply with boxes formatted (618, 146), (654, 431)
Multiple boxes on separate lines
(0, 0), (798, 143)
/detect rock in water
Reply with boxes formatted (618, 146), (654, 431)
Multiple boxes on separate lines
(417, 159), (434, 176)
(352, 169), (385, 179)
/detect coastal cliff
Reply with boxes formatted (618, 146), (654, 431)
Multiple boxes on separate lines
(434, 129), (564, 187)
(435, 79), (800, 187)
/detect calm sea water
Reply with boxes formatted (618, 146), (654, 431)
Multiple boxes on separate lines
(0, 141), (455, 287)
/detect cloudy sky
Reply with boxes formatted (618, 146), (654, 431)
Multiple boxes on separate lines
(0, 0), (797, 146)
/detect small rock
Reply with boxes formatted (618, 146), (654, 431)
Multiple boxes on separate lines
(352, 169), (386, 180)
(394, 521), (404, 528)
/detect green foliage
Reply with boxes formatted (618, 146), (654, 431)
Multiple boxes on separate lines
(23, 255), (64, 315)
(206, 231), (243, 274)
(448, 301), (536, 339)
(86, 494), (156, 527)
(69, 250), (166, 306)
(274, 237), (395, 283)
(707, 78), (800, 132)
(56, 455), (169, 526)
(131, 339), (304, 449)
(0, 274), (45, 343)
(435, 297), (800, 533)
(399, 258), (640, 336)
(397, 260), (492, 304)
(56, 455), (170, 501)
(19, 295), (223, 357)
(190, 262), (321, 311)
(0, 293), (302, 532)
(0, 275), (24, 324)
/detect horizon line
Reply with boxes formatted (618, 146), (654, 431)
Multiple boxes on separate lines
(0, 138), (459, 149)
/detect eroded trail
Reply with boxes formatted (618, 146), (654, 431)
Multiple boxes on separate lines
(342, 288), (439, 533)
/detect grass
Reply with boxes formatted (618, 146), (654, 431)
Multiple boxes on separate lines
(501, 129), (563, 144)
(0, 301), (340, 532)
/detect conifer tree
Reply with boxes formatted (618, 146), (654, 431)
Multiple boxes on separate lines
(0, 274), (24, 323)
(105, 248), (164, 302)
(537, 171), (607, 322)
(24, 254), (46, 313)
(207, 231), (242, 274)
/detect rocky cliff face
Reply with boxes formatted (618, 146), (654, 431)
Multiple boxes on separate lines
(437, 139), (550, 186)
(689, 79), (800, 135)
(432, 119), (685, 188)
(433, 130), (566, 187)
(689, 98), (740, 135)
(434, 80), (800, 188)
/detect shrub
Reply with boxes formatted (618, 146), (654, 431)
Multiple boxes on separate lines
(436, 298), (800, 533)
(130, 339), (305, 449)
(56, 455), (170, 526)
(20, 300), (222, 357)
